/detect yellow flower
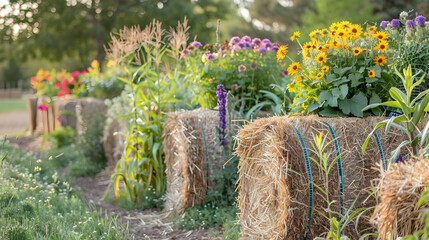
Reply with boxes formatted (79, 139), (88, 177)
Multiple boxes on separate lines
(290, 31), (301, 41)
(374, 55), (387, 66)
(310, 29), (324, 39)
(295, 75), (303, 86)
(276, 45), (288, 61)
(287, 84), (295, 92)
(374, 41), (388, 52)
(315, 52), (328, 65)
(329, 22), (340, 31)
(288, 62), (301, 75)
(368, 70), (375, 78)
(106, 60), (116, 68)
(315, 72), (324, 79)
(368, 26), (377, 32)
(339, 21), (352, 29)
(348, 24), (363, 39)
(91, 60), (99, 69)
(321, 65), (329, 72)
(372, 31), (389, 41)
(37, 69), (44, 76)
(353, 47), (362, 56)
(335, 29), (348, 39)
(342, 43), (349, 51)
(330, 40), (340, 49)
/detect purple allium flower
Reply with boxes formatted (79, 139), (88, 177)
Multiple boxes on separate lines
(262, 39), (272, 48)
(395, 154), (404, 163)
(180, 49), (192, 59)
(250, 61), (257, 70)
(415, 16), (426, 27)
(216, 84), (228, 146)
(271, 44), (280, 52)
(238, 64), (246, 72)
(380, 21), (389, 29)
(231, 84), (238, 90)
(258, 46), (267, 53)
(238, 42), (245, 49)
(391, 19), (401, 28)
(190, 41), (202, 48)
(406, 20), (414, 29)
(230, 36), (241, 45)
(206, 53), (215, 60)
(282, 70), (289, 78)
(251, 38), (261, 46)
(241, 35), (251, 42)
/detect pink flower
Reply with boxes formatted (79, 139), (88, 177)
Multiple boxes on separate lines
(81, 70), (87, 76)
(57, 116), (63, 122)
(57, 76), (62, 81)
(70, 78), (76, 85)
(238, 64), (246, 72)
(231, 84), (239, 90)
(38, 104), (49, 112)
(55, 83), (61, 89)
(71, 71), (79, 79)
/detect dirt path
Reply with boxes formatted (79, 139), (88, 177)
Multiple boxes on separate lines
(7, 134), (223, 240)
(0, 110), (28, 137)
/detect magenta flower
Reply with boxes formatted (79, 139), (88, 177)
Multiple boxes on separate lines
(251, 38), (261, 46)
(190, 41), (203, 48)
(57, 116), (63, 122)
(38, 104), (49, 112)
(262, 39), (272, 48)
(271, 44), (280, 52)
(282, 70), (289, 78)
(231, 84), (239, 90)
(250, 61), (257, 70)
(180, 49), (191, 59)
(241, 35), (251, 42)
(238, 64), (246, 72)
(71, 71), (79, 79)
(55, 83), (61, 89)
(81, 70), (87, 76)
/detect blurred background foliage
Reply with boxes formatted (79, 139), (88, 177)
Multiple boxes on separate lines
(1, 0), (429, 89)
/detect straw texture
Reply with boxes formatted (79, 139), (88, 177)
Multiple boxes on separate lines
(163, 108), (219, 214)
(236, 115), (409, 239)
(372, 158), (429, 240)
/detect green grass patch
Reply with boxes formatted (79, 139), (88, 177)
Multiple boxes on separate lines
(0, 141), (128, 240)
(0, 99), (27, 113)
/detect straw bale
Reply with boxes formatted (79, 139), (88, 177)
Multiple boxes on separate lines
(236, 115), (409, 240)
(102, 116), (128, 169)
(76, 97), (107, 134)
(372, 158), (429, 239)
(163, 108), (220, 214)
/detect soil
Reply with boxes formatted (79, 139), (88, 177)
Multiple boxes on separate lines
(3, 111), (223, 240)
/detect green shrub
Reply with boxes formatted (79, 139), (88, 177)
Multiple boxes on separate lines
(50, 126), (76, 149)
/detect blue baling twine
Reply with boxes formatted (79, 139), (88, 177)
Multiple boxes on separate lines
(324, 122), (344, 215)
(373, 131), (387, 170)
(294, 127), (313, 240)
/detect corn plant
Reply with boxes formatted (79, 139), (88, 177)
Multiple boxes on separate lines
(105, 20), (189, 203)
(403, 188), (429, 240)
(363, 65), (429, 162)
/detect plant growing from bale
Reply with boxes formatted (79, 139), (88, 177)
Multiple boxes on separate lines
(105, 19), (190, 203)
(403, 188), (429, 240)
(363, 65), (429, 162)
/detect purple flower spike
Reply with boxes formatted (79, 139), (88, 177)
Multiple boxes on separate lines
(216, 84), (228, 146)
(206, 53), (215, 60)
(415, 16), (426, 27)
(391, 19), (401, 28)
(406, 20), (414, 29)
(271, 44), (280, 52)
(230, 36), (241, 44)
(251, 38), (261, 46)
(380, 21), (389, 29)
(262, 39), (272, 48)
(241, 35), (251, 42)
(258, 46), (267, 53)
(190, 41), (202, 48)
(282, 70), (289, 78)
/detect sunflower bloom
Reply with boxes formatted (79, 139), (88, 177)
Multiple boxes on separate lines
(288, 62), (301, 75)
(290, 31), (301, 41)
(330, 22), (340, 31)
(316, 72), (324, 79)
(372, 31), (389, 41)
(276, 45), (288, 61)
(295, 75), (303, 86)
(339, 21), (352, 29)
(353, 47), (362, 56)
(336, 29), (348, 39)
(348, 24), (363, 38)
(321, 66), (329, 72)
(374, 41), (388, 52)
(315, 53), (328, 65)
(368, 70), (375, 78)
(374, 55), (387, 66)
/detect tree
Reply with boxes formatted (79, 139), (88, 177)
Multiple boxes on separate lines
(2, 58), (23, 88)
(0, 0), (231, 65)
(370, 0), (429, 21)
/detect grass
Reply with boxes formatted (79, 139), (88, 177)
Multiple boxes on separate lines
(0, 98), (27, 113)
(0, 141), (128, 240)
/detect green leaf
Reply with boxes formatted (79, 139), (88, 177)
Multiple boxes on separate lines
(370, 93), (381, 105)
(325, 74), (339, 83)
(334, 66), (353, 76)
(319, 107), (346, 116)
(319, 90), (338, 107)
(338, 92), (367, 117)
(308, 102), (322, 112)
(373, 65), (382, 77)
(362, 101), (401, 111)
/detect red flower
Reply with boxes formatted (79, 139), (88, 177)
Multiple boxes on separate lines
(38, 104), (49, 112)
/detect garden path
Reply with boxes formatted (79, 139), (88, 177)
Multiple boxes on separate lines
(0, 110), (28, 137)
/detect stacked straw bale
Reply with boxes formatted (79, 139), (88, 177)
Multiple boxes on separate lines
(236, 115), (409, 239)
(372, 159), (429, 239)
(76, 97), (107, 134)
(102, 116), (128, 169)
(163, 108), (219, 214)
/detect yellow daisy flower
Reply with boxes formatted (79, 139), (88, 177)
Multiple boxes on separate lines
(288, 62), (301, 75)
(295, 75), (303, 86)
(335, 29), (348, 39)
(315, 52), (328, 65)
(321, 66), (330, 72)
(290, 31), (301, 41)
(353, 47), (362, 56)
(316, 72), (324, 79)
(372, 31), (389, 41)
(374, 55), (387, 66)
(368, 70), (375, 78)
(374, 41), (388, 52)
(276, 45), (288, 61)
(348, 24), (363, 39)
(339, 21), (352, 29)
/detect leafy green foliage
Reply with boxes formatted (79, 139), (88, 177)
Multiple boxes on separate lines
(0, 143), (128, 240)
(49, 126), (76, 149)
(363, 65), (429, 162)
